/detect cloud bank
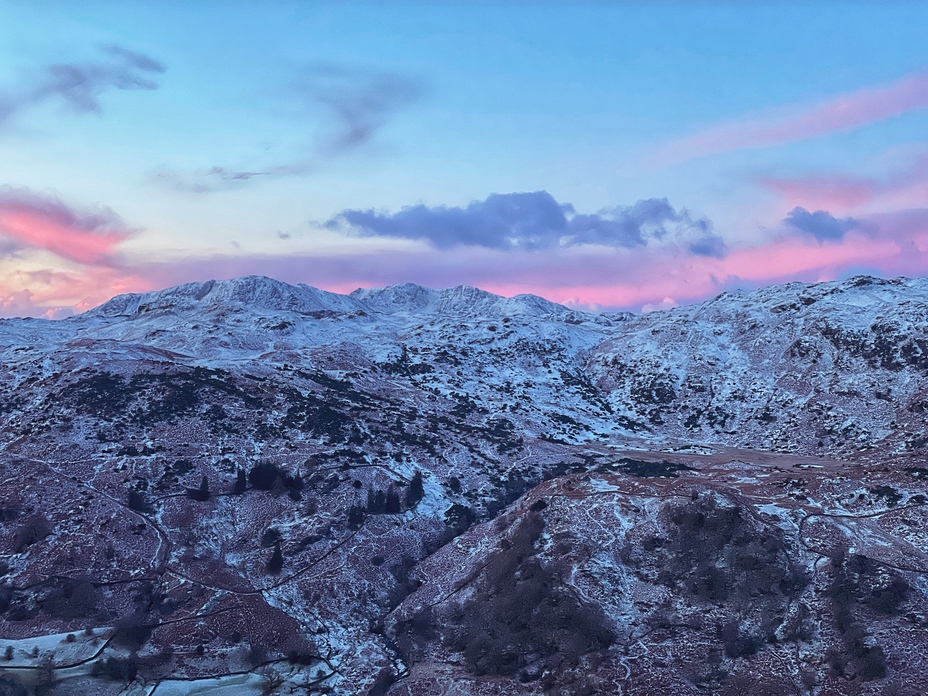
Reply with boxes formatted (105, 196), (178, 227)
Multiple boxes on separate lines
(0, 44), (165, 128)
(326, 191), (725, 254)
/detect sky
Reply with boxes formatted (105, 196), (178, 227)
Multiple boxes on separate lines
(1, 1), (928, 317)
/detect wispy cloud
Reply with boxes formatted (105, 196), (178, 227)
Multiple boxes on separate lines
(300, 64), (424, 156)
(757, 152), (928, 214)
(326, 191), (725, 254)
(160, 64), (424, 193)
(0, 44), (165, 129)
(651, 71), (928, 167)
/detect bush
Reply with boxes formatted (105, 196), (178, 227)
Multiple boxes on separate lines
(0, 676), (27, 696)
(91, 656), (138, 681)
(397, 512), (614, 678)
(12, 515), (52, 553)
(249, 462), (281, 490)
(127, 490), (152, 513)
(261, 528), (281, 548)
(40, 578), (101, 619)
(112, 612), (151, 651)
(248, 462), (302, 497)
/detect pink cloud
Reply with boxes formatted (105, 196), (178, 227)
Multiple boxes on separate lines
(756, 153), (928, 216)
(653, 72), (928, 166)
(755, 175), (877, 212)
(0, 188), (132, 264)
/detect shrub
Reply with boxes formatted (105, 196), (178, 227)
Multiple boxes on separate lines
(127, 490), (152, 513)
(12, 515), (52, 553)
(367, 488), (386, 514)
(91, 656), (138, 681)
(248, 462), (302, 497)
(40, 578), (101, 619)
(397, 512), (614, 678)
(249, 462), (280, 490)
(261, 528), (281, 548)
(0, 676), (27, 696)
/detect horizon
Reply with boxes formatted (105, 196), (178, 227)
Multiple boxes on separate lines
(14, 269), (919, 322)
(2, 2), (928, 317)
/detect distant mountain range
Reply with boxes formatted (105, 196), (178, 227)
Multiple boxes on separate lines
(1, 274), (927, 694)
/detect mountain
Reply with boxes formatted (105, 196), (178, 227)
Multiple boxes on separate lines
(1, 274), (927, 695)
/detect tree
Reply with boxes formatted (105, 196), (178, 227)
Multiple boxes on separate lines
(385, 487), (401, 514)
(347, 505), (366, 530)
(232, 468), (247, 495)
(267, 541), (283, 574)
(405, 471), (424, 509)
(186, 476), (210, 502)
(367, 488), (386, 514)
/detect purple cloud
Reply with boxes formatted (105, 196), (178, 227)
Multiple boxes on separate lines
(0, 44), (165, 128)
(327, 191), (721, 253)
(784, 207), (861, 241)
(688, 235), (727, 258)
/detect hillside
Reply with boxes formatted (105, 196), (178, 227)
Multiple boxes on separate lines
(1, 274), (927, 695)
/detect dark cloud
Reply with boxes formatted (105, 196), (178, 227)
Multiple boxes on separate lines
(163, 64), (423, 193)
(329, 191), (572, 250)
(784, 206), (860, 241)
(567, 198), (711, 248)
(326, 191), (721, 254)
(0, 44), (165, 128)
(688, 235), (728, 258)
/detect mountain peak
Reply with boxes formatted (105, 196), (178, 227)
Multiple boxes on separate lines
(87, 275), (364, 317)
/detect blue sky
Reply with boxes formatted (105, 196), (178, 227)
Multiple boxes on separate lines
(1, 1), (927, 316)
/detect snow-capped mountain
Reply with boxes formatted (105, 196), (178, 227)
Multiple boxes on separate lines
(2, 274), (928, 694)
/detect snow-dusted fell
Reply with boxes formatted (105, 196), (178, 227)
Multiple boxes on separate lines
(4, 273), (928, 694)
(89, 275), (367, 317)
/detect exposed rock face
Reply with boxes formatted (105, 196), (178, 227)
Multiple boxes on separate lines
(0, 274), (927, 694)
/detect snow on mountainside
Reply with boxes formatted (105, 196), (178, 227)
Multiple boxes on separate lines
(2, 274), (928, 694)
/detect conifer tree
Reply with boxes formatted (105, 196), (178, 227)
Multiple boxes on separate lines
(267, 541), (283, 574)
(232, 468), (247, 495)
(406, 471), (424, 508)
(385, 486), (401, 514)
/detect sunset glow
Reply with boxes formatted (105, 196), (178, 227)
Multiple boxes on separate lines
(1, 2), (927, 316)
